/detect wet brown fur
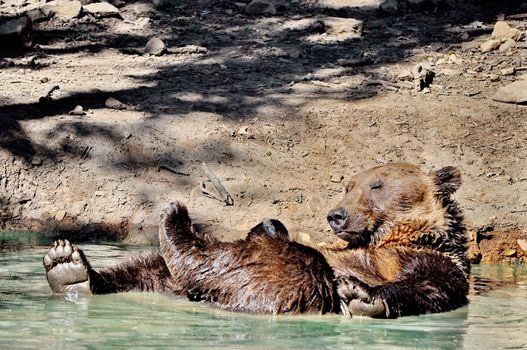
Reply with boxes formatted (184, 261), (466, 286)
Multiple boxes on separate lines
(158, 202), (339, 314)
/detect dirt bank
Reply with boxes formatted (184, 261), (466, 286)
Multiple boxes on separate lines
(1, 0), (526, 262)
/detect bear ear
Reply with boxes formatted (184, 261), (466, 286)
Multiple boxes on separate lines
(432, 166), (462, 195)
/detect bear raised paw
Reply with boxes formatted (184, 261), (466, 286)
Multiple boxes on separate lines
(44, 240), (92, 295)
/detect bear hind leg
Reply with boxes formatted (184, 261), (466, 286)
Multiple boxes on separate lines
(43, 239), (93, 295)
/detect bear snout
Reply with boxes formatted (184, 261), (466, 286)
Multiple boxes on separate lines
(327, 207), (348, 232)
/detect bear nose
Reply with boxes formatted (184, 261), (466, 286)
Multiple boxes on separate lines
(327, 207), (348, 231)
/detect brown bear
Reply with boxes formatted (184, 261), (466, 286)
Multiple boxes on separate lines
(43, 163), (469, 318)
(322, 163), (469, 318)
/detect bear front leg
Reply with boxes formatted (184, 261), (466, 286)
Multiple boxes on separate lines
(336, 250), (469, 318)
(336, 277), (388, 318)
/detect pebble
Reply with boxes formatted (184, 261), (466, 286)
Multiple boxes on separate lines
(488, 74), (500, 82)
(499, 38), (516, 52)
(55, 210), (67, 221)
(144, 37), (166, 55)
(379, 0), (399, 15)
(330, 174), (343, 183)
(54, 0), (82, 20)
(398, 69), (413, 81)
(492, 80), (527, 104)
(105, 97), (127, 110)
(518, 239), (527, 254)
(480, 39), (501, 53)
(501, 67), (515, 76)
(245, 0), (276, 16)
(503, 249), (517, 257)
(69, 105), (86, 115)
(83, 2), (121, 17)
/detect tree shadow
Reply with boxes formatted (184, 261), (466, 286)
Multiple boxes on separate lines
(0, 0), (524, 163)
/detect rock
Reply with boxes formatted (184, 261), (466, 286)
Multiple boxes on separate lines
(379, 0), (399, 15)
(503, 248), (517, 257)
(330, 174), (343, 183)
(55, 210), (67, 221)
(439, 68), (462, 76)
(69, 105), (86, 115)
(26, 8), (54, 22)
(491, 21), (525, 43)
(237, 126), (254, 138)
(492, 80), (527, 104)
(167, 45), (208, 55)
(83, 2), (120, 18)
(144, 37), (165, 55)
(488, 73), (500, 82)
(55, 0), (82, 20)
(501, 67), (515, 76)
(397, 69), (413, 81)
(518, 239), (527, 254)
(297, 232), (312, 244)
(322, 17), (363, 39)
(105, 97), (127, 110)
(0, 16), (32, 48)
(245, 0), (276, 16)
(499, 38), (516, 52)
(31, 157), (42, 166)
(480, 39), (500, 53)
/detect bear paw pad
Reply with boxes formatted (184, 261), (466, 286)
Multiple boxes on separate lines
(43, 239), (92, 295)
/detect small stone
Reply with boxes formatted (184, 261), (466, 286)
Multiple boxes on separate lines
(518, 239), (527, 254)
(144, 37), (165, 55)
(0, 16), (32, 48)
(237, 125), (254, 138)
(26, 8), (53, 22)
(379, 0), (399, 15)
(245, 0), (276, 16)
(488, 73), (500, 82)
(55, 0), (82, 20)
(105, 97), (127, 110)
(31, 157), (42, 166)
(491, 21), (525, 43)
(83, 2), (121, 17)
(499, 38), (516, 52)
(480, 39), (501, 53)
(55, 210), (67, 221)
(397, 69), (413, 81)
(297, 232), (312, 243)
(440, 68), (462, 76)
(493, 80), (527, 104)
(501, 67), (515, 76)
(322, 16), (363, 39)
(330, 174), (343, 183)
(503, 249), (517, 257)
(69, 105), (86, 115)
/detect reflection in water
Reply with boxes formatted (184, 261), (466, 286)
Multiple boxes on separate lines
(1, 235), (526, 349)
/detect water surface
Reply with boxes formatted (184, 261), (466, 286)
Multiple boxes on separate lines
(1, 231), (526, 349)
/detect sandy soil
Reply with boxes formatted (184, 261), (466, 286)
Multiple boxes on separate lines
(1, 0), (526, 262)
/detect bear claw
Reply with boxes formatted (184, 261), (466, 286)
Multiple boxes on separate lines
(337, 278), (388, 318)
(44, 240), (93, 295)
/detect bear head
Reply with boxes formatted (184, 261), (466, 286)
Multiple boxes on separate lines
(327, 163), (461, 247)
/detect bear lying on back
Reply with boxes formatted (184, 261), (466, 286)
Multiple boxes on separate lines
(43, 163), (470, 318)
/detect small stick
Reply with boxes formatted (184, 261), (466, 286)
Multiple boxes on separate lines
(201, 162), (234, 206)
(158, 161), (190, 176)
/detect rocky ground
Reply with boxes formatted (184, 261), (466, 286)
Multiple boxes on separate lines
(1, 0), (527, 263)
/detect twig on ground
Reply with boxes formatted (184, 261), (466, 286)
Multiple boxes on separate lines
(158, 160), (190, 176)
(201, 162), (234, 206)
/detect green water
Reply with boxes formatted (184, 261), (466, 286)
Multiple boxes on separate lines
(1, 232), (527, 350)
